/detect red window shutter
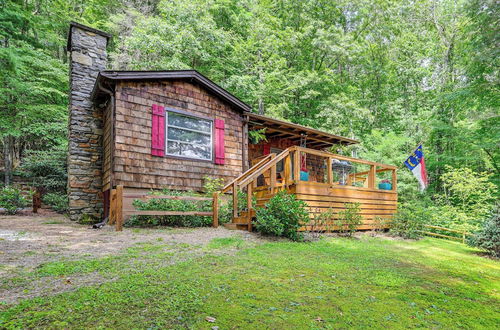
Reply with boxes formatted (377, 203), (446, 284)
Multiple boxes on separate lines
(214, 119), (225, 164)
(263, 143), (271, 155)
(151, 104), (165, 157)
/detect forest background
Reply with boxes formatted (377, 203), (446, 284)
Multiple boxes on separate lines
(0, 0), (498, 231)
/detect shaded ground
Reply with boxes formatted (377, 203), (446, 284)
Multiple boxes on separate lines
(0, 214), (265, 304)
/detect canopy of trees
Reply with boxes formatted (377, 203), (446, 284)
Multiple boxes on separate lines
(1, 0), (498, 228)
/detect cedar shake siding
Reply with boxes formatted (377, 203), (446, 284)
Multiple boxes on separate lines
(112, 80), (246, 191)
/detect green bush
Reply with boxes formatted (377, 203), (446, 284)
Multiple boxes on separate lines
(0, 186), (27, 215)
(390, 202), (427, 239)
(468, 205), (500, 257)
(19, 149), (67, 193)
(254, 191), (308, 241)
(125, 189), (212, 227)
(202, 176), (225, 194)
(335, 203), (363, 237)
(42, 192), (68, 214)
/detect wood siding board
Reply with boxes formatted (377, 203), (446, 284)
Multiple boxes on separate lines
(112, 80), (244, 191)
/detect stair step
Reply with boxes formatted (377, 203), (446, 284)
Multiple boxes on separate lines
(224, 223), (249, 230)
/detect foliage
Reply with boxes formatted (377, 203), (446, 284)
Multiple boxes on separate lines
(436, 166), (496, 226)
(308, 207), (336, 239)
(218, 190), (247, 225)
(390, 202), (428, 239)
(202, 176), (225, 194)
(335, 203), (362, 237)
(42, 192), (69, 214)
(468, 205), (500, 257)
(19, 149), (67, 192)
(0, 186), (27, 214)
(127, 190), (212, 227)
(254, 191), (308, 241)
(248, 128), (267, 144)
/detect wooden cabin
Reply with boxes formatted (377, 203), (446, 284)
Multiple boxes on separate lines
(67, 22), (397, 230)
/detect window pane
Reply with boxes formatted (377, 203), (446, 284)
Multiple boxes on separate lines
(181, 143), (211, 160)
(168, 112), (211, 133)
(167, 141), (181, 155)
(168, 127), (211, 145)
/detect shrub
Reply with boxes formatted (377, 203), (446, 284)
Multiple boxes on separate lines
(254, 191), (308, 241)
(468, 205), (500, 257)
(19, 149), (67, 193)
(335, 203), (362, 237)
(390, 202), (427, 239)
(203, 176), (225, 194)
(126, 190), (212, 227)
(42, 192), (69, 214)
(0, 186), (27, 215)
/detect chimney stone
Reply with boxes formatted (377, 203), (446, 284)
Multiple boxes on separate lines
(67, 22), (111, 222)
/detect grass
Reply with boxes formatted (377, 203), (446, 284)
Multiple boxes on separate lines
(1, 237), (499, 329)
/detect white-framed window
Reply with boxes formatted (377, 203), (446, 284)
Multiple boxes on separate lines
(165, 110), (213, 161)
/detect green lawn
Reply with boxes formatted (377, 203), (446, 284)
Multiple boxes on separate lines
(1, 236), (499, 329)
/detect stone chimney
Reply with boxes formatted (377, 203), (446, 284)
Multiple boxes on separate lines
(67, 22), (111, 221)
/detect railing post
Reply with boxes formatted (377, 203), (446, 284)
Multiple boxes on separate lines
(392, 169), (397, 191)
(294, 149), (301, 183)
(212, 192), (219, 228)
(284, 154), (291, 186)
(247, 184), (253, 231)
(232, 182), (238, 218)
(115, 185), (123, 231)
(368, 165), (376, 189)
(270, 154), (276, 192)
(327, 157), (333, 185)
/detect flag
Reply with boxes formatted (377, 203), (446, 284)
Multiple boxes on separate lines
(404, 145), (428, 191)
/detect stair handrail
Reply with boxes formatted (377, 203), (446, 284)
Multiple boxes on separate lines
(237, 147), (293, 189)
(221, 153), (274, 193)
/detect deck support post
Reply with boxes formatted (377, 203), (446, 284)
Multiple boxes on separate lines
(368, 165), (376, 189)
(115, 185), (123, 231)
(212, 192), (219, 228)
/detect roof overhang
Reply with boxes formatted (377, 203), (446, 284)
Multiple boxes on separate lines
(247, 113), (358, 148)
(91, 70), (252, 113)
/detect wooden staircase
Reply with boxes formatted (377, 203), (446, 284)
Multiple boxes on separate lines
(220, 148), (292, 231)
(224, 210), (256, 230)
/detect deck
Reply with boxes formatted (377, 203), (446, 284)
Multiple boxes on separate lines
(223, 146), (398, 231)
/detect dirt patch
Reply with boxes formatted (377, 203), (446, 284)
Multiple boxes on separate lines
(0, 214), (268, 304)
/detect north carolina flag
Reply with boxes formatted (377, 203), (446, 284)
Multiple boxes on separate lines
(404, 145), (428, 191)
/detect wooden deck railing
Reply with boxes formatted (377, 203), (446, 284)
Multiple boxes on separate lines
(108, 185), (219, 231)
(221, 146), (398, 230)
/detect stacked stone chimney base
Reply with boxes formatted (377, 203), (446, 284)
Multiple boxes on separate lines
(67, 23), (110, 221)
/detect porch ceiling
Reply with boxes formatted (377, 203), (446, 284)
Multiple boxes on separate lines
(247, 113), (358, 149)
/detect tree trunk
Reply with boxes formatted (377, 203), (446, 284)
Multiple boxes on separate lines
(3, 136), (12, 185)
